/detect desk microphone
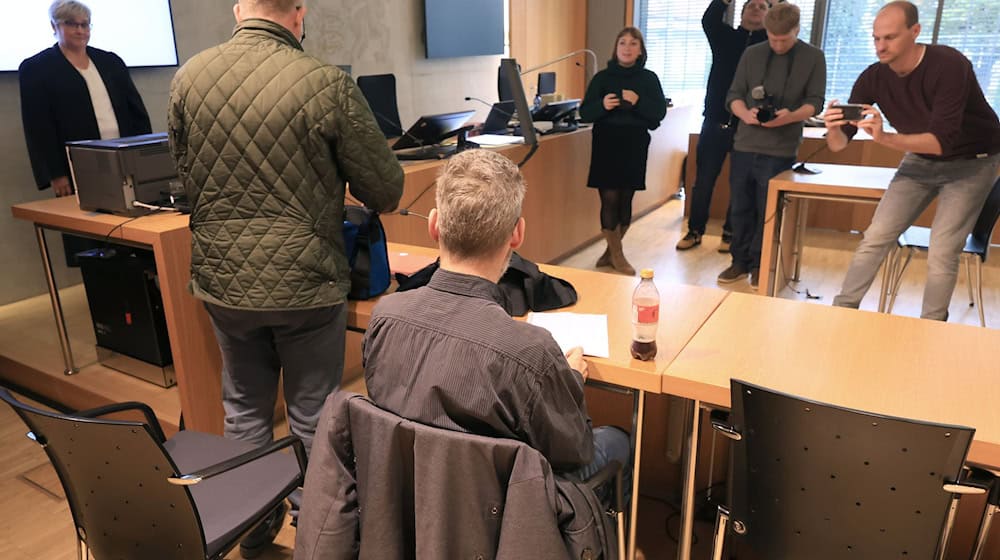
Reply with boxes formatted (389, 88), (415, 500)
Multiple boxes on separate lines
(398, 208), (429, 220)
(792, 139), (828, 175)
(464, 96), (518, 121)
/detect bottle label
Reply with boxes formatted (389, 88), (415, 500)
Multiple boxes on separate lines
(633, 304), (659, 324)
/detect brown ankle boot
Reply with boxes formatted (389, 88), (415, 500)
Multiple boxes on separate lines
(596, 225), (628, 267)
(602, 228), (635, 276)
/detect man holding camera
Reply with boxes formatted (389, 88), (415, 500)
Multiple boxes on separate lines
(676, 0), (768, 253)
(825, 1), (1000, 321)
(718, 2), (825, 287)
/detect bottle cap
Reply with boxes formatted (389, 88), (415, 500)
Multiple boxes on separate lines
(640, 268), (654, 279)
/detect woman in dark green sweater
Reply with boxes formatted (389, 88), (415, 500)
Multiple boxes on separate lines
(580, 27), (667, 275)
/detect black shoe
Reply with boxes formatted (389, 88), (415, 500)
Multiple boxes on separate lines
(676, 231), (702, 250)
(240, 501), (287, 559)
(750, 267), (760, 289)
(717, 264), (749, 284)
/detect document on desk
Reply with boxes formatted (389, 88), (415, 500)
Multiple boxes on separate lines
(526, 312), (610, 358)
(473, 134), (525, 146)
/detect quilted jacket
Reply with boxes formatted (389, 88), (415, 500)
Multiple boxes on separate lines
(168, 18), (404, 310)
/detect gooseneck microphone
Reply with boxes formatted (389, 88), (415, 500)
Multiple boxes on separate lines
(464, 96), (518, 121)
(398, 208), (429, 220)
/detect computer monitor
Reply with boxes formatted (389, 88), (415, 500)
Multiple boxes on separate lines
(481, 101), (516, 134)
(392, 110), (476, 150)
(499, 58), (538, 146)
(532, 99), (580, 122)
(537, 72), (556, 96)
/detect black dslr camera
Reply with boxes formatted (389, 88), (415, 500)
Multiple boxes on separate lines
(751, 86), (777, 123)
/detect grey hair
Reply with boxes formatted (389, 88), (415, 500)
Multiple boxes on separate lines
(435, 149), (526, 259)
(49, 0), (90, 24)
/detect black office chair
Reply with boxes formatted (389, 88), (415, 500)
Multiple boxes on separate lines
(357, 73), (403, 138)
(0, 388), (306, 560)
(709, 380), (989, 560)
(297, 392), (626, 559)
(886, 177), (1000, 327)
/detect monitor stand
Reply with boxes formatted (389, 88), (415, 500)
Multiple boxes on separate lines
(394, 126), (478, 161)
(540, 115), (579, 136)
(395, 144), (458, 161)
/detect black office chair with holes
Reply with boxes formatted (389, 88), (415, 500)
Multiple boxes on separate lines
(297, 391), (626, 559)
(886, 177), (1000, 327)
(357, 73), (404, 139)
(0, 388), (306, 560)
(709, 380), (990, 560)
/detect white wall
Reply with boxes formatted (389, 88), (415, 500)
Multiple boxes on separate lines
(0, 0), (504, 305)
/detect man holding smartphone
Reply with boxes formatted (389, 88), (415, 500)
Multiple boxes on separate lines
(825, 1), (1000, 321)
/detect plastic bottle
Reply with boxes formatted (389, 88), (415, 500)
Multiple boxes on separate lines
(630, 269), (659, 361)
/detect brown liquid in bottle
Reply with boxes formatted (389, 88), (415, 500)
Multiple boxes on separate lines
(630, 339), (657, 361)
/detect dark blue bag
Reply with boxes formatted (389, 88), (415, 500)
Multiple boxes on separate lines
(343, 205), (391, 300)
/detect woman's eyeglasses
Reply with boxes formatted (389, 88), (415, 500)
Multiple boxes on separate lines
(60, 20), (91, 31)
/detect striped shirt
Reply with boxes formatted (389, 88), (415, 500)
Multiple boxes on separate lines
(363, 268), (595, 471)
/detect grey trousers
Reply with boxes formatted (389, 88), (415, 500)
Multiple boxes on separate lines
(204, 303), (346, 457)
(833, 152), (1000, 320)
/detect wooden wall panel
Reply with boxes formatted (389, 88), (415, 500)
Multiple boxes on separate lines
(510, 0), (588, 101)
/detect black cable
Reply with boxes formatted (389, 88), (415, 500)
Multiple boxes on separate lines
(101, 208), (163, 246)
(792, 141), (829, 174)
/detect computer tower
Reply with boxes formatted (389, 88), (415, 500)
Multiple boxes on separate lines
(77, 247), (175, 387)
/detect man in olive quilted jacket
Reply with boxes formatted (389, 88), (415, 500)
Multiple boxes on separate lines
(168, 1), (403, 546)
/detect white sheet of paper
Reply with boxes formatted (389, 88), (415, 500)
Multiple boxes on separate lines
(473, 134), (525, 146)
(526, 312), (610, 359)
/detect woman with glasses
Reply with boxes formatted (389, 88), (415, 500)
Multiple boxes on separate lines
(18, 0), (151, 264)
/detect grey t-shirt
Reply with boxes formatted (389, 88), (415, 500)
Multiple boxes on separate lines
(727, 40), (827, 157)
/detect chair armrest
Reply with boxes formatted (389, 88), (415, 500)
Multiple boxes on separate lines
(581, 459), (622, 492)
(949, 467), (996, 501)
(167, 435), (307, 486)
(75, 401), (166, 443)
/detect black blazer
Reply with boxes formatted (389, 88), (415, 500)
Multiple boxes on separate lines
(18, 45), (152, 190)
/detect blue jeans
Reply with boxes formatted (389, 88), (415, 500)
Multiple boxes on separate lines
(833, 152), (1000, 320)
(570, 425), (633, 507)
(729, 151), (796, 269)
(687, 119), (735, 235)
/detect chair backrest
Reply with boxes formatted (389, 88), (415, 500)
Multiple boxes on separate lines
(725, 380), (975, 560)
(356, 73), (403, 138)
(537, 71), (556, 95)
(970, 176), (1000, 261)
(0, 389), (207, 559)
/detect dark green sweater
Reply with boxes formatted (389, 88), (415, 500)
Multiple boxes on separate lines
(579, 60), (667, 130)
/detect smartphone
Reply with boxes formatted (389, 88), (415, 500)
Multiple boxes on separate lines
(831, 103), (865, 122)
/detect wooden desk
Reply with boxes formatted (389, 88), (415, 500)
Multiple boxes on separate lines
(683, 127), (905, 233)
(665, 291), (1000, 467)
(371, 244), (729, 393)
(662, 292), (1000, 560)
(759, 164), (898, 297)
(10, 197), (224, 433)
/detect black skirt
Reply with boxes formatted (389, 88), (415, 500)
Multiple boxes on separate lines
(586, 123), (651, 190)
